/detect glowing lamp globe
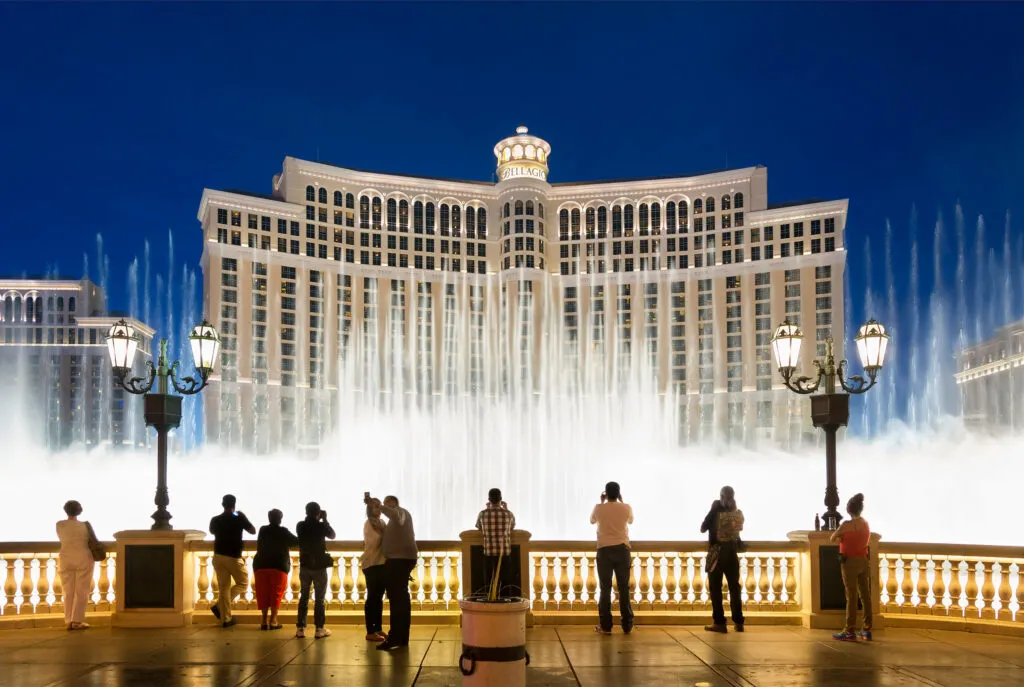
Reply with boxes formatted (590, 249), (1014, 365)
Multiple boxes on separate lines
(771, 320), (803, 374)
(106, 319), (139, 375)
(189, 320), (221, 376)
(855, 319), (889, 372)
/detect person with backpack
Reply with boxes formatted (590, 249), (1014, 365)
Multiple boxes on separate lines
(701, 486), (745, 633)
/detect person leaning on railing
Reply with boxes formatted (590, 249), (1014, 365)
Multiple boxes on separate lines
(830, 493), (872, 642)
(475, 488), (517, 598)
(55, 500), (99, 631)
(252, 509), (299, 631)
(590, 481), (635, 636)
(209, 494), (256, 628)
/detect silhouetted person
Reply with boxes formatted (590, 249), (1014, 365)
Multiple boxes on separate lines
(209, 494), (255, 628)
(56, 500), (97, 631)
(253, 509), (299, 630)
(476, 488), (517, 596)
(831, 493), (872, 641)
(366, 493), (418, 651)
(590, 481), (634, 635)
(362, 499), (387, 642)
(295, 501), (336, 639)
(702, 486), (745, 633)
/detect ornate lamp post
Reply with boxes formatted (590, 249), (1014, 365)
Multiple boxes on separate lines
(106, 319), (220, 530)
(770, 319), (889, 530)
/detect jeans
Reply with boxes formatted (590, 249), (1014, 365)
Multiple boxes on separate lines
(708, 542), (744, 626)
(596, 544), (634, 632)
(841, 556), (872, 633)
(296, 567), (328, 629)
(363, 564), (387, 634)
(212, 554), (249, 623)
(385, 558), (417, 644)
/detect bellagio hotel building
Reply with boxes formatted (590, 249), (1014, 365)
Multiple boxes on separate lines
(198, 127), (847, 453)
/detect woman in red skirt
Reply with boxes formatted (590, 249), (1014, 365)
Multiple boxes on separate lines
(253, 509), (299, 630)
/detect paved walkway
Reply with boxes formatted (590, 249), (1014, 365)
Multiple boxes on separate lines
(1, 624), (1023, 686)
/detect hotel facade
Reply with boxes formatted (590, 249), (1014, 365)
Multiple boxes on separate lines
(198, 127), (848, 453)
(956, 318), (1024, 431)
(0, 279), (153, 450)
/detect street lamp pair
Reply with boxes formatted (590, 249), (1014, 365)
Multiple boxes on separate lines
(105, 319), (221, 530)
(771, 319), (889, 531)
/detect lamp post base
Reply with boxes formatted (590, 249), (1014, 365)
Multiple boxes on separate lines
(144, 394), (182, 531)
(810, 393), (850, 532)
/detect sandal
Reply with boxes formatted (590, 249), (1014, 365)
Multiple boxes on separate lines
(269, 624), (283, 630)
(260, 624), (268, 631)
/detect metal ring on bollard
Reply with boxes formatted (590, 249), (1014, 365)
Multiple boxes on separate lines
(525, 650), (531, 666)
(459, 651), (477, 676)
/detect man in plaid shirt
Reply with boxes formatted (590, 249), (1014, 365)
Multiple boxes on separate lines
(475, 488), (517, 596)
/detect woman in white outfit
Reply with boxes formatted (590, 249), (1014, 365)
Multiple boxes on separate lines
(55, 500), (95, 630)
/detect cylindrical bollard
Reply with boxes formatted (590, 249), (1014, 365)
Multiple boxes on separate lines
(458, 598), (530, 686)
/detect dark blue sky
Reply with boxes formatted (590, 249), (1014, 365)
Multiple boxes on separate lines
(1, 3), (1022, 423)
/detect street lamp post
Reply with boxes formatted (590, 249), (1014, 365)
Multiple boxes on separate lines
(770, 319), (889, 531)
(106, 319), (220, 531)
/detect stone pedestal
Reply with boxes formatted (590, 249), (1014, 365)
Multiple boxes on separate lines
(111, 529), (206, 628)
(788, 530), (884, 630)
(460, 529), (533, 625)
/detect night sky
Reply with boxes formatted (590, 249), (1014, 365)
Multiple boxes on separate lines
(1, 3), (1022, 426)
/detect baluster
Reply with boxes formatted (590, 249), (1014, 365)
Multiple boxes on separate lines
(914, 556), (930, 613)
(757, 557), (769, 610)
(947, 558), (964, 617)
(980, 560), (996, 620)
(434, 555), (447, 610)
(337, 556), (350, 608)
(0, 558), (11, 615)
(884, 556), (899, 612)
(286, 554), (300, 609)
(1014, 562), (1024, 623)
(355, 564), (366, 609)
(195, 553), (210, 610)
(439, 555), (452, 608)
(532, 555), (544, 608)
(637, 554), (651, 610)
(664, 554), (678, 609)
(652, 555), (665, 608)
(900, 557), (915, 609)
(544, 557), (557, 610)
(997, 560), (1013, 622)
(422, 555), (436, 608)
(51, 559), (64, 617)
(96, 556), (111, 612)
(19, 557), (34, 613)
(557, 555), (571, 610)
(691, 555), (705, 608)
(571, 554), (584, 609)
(784, 556), (798, 609)
(678, 555), (692, 610)
(964, 560), (980, 618)
(245, 553), (257, 609)
(930, 558), (947, 616)
(743, 556), (755, 608)
(449, 553), (461, 603)
(585, 555), (598, 607)
(409, 559), (421, 609)
(768, 556), (781, 609)
(35, 556), (52, 614)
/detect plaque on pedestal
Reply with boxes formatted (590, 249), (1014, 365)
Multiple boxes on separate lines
(111, 529), (205, 628)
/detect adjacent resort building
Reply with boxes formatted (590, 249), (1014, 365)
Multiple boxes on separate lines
(197, 127), (848, 453)
(956, 318), (1024, 431)
(0, 279), (153, 449)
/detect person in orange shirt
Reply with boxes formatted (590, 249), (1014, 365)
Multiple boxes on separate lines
(830, 493), (872, 641)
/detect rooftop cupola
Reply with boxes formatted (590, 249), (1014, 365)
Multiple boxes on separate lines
(494, 126), (551, 183)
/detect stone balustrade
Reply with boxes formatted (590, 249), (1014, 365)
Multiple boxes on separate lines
(2, 539), (1022, 633)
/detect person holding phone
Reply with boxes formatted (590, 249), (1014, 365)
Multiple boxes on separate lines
(589, 481), (634, 635)
(295, 501), (336, 639)
(361, 495), (388, 642)
(364, 492), (418, 652)
(209, 494), (255, 628)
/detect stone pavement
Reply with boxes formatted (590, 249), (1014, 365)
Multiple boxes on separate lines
(1, 624), (1023, 686)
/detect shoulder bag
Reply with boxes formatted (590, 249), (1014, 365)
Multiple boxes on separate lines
(85, 521), (107, 562)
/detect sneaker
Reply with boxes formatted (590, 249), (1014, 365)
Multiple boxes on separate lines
(314, 627), (331, 639)
(622, 626), (634, 635)
(704, 624), (728, 634)
(832, 631), (857, 641)
(70, 622), (90, 630)
(295, 627), (305, 639)
(858, 630), (873, 641)
(211, 605), (221, 620)
(222, 618), (237, 628)
(593, 626), (612, 636)
(375, 641), (407, 652)
(734, 624), (745, 633)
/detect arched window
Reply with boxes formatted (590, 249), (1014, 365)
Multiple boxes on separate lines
(705, 197), (715, 213)
(13, 296), (21, 322)
(306, 185), (315, 202)
(504, 202), (511, 218)
(571, 208), (581, 239)
(318, 187), (327, 204)
(734, 192), (744, 209)
(721, 194), (731, 211)
(426, 202), (436, 234)
(387, 198), (397, 231)
(47, 296), (54, 311)
(399, 199), (409, 231)
(693, 198), (703, 214)
(538, 203), (545, 219)
(334, 191), (343, 206)
(359, 196), (370, 228)
(452, 205), (461, 235)
(515, 200), (524, 215)
(651, 202), (661, 234)
(638, 203), (649, 234)
(35, 297), (42, 322)
(559, 209), (569, 241)
(414, 201), (424, 234)
(466, 206), (476, 237)
(371, 197), (382, 230)
(440, 204), (450, 235)
(25, 297), (34, 322)
(478, 207), (487, 239)
(346, 193), (355, 209)
(525, 200), (534, 215)
(585, 208), (596, 239)
(57, 296), (64, 311)
(679, 200), (689, 231)
(666, 201), (676, 233)
(597, 206), (608, 238)
(3, 297), (11, 322)
(624, 204), (634, 233)
(612, 206), (622, 236)
(68, 296), (76, 312)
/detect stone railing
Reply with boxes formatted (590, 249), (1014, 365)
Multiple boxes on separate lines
(876, 542), (1024, 624)
(2, 538), (1022, 634)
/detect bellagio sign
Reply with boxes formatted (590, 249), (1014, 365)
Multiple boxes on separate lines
(501, 166), (547, 181)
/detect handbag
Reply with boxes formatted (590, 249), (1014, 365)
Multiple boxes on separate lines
(85, 521), (107, 562)
(705, 544), (721, 574)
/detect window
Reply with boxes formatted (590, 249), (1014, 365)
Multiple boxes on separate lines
(825, 217), (835, 233)
(217, 208), (227, 224)
(359, 196), (370, 228)
(306, 185), (315, 202)
(705, 197), (715, 213)
(825, 237), (836, 251)
(318, 187), (327, 204)
(721, 194), (731, 211)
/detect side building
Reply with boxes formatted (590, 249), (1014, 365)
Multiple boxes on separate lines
(0, 279), (154, 450)
(198, 127), (848, 453)
(955, 319), (1024, 431)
